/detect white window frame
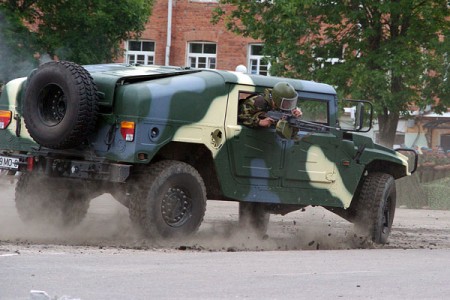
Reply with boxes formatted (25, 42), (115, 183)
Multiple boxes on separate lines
(187, 42), (217, 69)
(248, 44), (270, 76)
(125, 40), (155, 65)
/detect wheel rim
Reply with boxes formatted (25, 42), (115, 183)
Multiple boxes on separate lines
(38, 84), (67, 126)
(161, 187), (192, 227)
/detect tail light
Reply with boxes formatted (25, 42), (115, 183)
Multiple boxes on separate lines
(27, 156), (34, 171)
(120, 121), (135, 142)
(0, 110), (12, 129)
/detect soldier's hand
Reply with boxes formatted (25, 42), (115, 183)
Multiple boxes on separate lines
(259, 117), (274, 127)
(292, 107), (302, 118)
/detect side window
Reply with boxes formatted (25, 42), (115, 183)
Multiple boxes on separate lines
(298, 98), (329, 125)
(187, 42), (217, 69)
(237, 91), (258, 123)
(239, 91), (257, 102)
(126, 40), (155, 65)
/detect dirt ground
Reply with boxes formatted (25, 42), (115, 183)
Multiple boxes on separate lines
(1, 178), (450, 253)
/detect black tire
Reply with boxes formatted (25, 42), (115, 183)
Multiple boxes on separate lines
(23, 61), (98, 149)
(15, 173), (91, 227)
(239, 202), (270, 237)
(129, 160), (207, 239)
(353, 172), (396, 244)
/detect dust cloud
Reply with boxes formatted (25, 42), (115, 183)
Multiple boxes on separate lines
(0, 175), (367, 252)
(1, 175), (450, 253)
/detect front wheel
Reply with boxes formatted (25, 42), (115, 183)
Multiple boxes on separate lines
(129, 160), (207, 239)
(353, 172), (396, 244)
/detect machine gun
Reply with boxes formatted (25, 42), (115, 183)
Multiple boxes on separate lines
(264, 110), (336, 139)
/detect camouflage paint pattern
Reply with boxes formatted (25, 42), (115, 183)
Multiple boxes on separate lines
(0, 64), (411, 209)
(0, 77), (37, 151)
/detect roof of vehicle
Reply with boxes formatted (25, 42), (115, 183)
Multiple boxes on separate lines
(83, 63), (337, 95)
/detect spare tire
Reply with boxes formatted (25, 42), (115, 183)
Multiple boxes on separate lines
(23, 61), (98, 149)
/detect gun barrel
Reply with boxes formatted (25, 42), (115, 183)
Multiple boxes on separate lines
(266, 110), (338, 132)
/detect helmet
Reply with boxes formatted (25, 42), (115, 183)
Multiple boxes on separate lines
(272, 82), (298, 111)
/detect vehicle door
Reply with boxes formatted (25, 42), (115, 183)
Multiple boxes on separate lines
(224, 86), (283, 186)
(281, 92), (338, 190)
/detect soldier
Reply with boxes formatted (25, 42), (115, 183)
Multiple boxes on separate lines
(238, 81), (302, 128)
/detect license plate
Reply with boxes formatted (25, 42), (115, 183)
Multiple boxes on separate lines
(0, 155), (19, 170)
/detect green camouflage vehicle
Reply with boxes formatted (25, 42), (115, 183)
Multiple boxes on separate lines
(0, 61), (417, 244)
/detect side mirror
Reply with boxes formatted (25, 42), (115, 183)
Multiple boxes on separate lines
(339, 99), (373, 132)
(354, 102), (364, 130)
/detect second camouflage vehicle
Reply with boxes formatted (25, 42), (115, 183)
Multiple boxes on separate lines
(0, 61), (416, 244)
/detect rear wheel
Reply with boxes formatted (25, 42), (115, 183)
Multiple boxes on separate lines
(15, 173), (91, 227)
(239, 202), (270, 238)
(129, 160), (207, 239)
(353, 172), (396, 244)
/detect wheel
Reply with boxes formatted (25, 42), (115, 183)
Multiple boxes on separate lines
(353, 172), (396, 244)
(239, 202), (270, 237)
(23, 61), (98, 149)
(15, 173), (91, 227)
(129, 160), (207, 239)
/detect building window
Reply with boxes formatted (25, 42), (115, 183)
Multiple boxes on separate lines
(248, 44), (270, 76)
(126, 40), (155, 65)
(440, 134), (450, 152)
(187, 42), (217, 69)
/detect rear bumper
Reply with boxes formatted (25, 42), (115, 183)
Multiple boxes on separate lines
(0, 152), (130, 183)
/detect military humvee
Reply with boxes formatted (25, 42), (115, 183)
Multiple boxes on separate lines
(0, 61), (416, 244)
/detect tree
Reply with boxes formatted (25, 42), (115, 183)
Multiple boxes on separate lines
(0, 0), (153, 85)
(213, 0), (450, 147)
(0, 9), (40, 84)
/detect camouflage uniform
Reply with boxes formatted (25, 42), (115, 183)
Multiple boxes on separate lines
(238, 89), (272, 127)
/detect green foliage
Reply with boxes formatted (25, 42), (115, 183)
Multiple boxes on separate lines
(213, 0), (450, 147)
(0, 9), (39, 83)
(396, 174), (428, 209)
(423, 177), (450, 210)
(35, 0), (153, 64)
(398, 151), (450, 209)
(0, 0), (153, 70)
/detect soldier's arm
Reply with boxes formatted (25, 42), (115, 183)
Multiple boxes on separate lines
(238, 103), (262, 127)
(238, 93), (275, 128)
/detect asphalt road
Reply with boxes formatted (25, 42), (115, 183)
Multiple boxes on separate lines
(1, 178), (450, 299)
(2, 248), (450, 300)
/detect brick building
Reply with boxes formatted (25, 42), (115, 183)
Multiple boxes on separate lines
(119, 0), (269, 75)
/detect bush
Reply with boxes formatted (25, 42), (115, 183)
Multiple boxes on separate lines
(422, 177), (450, 210)
(396, 174), (428, 209)
(411, 150), (450, 183)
